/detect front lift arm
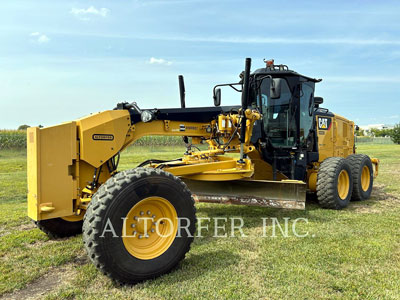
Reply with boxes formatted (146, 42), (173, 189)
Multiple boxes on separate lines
(27, 107), (264, 221)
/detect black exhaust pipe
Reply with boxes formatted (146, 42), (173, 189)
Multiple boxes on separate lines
(178, 75), (185, 108)
(178, 75), (189, 145)
(239, 58), (251, 162)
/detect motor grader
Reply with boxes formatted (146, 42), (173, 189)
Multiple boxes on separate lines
(27, 58), (378, 284)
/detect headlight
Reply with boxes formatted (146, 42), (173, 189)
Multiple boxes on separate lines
(141, 110), (154, 123)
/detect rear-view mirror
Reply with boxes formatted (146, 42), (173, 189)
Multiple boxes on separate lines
(214, 88), (221, 106)
(314, 96), (323, 105)
(270, 78), (282, 99)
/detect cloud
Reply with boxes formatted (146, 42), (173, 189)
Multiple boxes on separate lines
(148, 57), (172, 66)
(70, 6), (109, 20)
(30, 32), (50, 44)
(37, 35), (50, 43)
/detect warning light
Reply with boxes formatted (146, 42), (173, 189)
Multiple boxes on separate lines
(265, 59), (274, 67)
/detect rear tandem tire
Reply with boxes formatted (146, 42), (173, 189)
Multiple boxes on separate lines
(316, 157), (353, 210)
(82, 167), (196, 285)
(345, 154), (373, 201)
(35, 218), (83, 239)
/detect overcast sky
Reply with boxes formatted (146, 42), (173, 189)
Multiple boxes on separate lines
(1, 0), (400, 128)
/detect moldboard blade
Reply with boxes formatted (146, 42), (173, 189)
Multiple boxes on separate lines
(182, 179), (306, 210)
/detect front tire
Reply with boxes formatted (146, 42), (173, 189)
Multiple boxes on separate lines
(83, 168), (196, 284)
(346, 154), (373, 201)
(316, 157), (353, 210)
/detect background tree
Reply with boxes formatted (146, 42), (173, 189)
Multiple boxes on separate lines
(391, 123), (400, 144)
(370, 128), (394, 137)
(355, 129), (365, 136)
(17, 124), (30, 130)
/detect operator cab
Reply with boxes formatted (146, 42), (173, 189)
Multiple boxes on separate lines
(250, 60), (322, 180)
(212, 60), (324, 181)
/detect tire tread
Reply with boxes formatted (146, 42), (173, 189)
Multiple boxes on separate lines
(346, 154), (373, 201)
(83, 167), (196, 285)
(316, 157), (352, 210)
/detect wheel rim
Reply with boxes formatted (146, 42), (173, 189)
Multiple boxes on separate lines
(337, 170), (350, 200)
(361, 165), (371, 192)
(122, 196), (178, 260)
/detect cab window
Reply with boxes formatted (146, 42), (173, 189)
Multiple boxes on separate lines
(260, 78), (297, 147)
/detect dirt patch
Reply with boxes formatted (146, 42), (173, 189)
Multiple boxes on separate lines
(25, 239), (61, 249)
(18, 222), (36, 231)
(350, 183), (400, 213)
(0, 264), (77, 300)
(0, 222), (36, 238)
(0, 222), (35, 238)
(73, 254), (89, 265)
(0, 229), (10, 238)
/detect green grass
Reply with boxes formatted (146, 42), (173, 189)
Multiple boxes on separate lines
(0, 144), (400, 299)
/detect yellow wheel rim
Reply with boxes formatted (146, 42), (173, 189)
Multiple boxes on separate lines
(361, 165), (371, 192)
(122, 197), (178, 260)
(337, 170), (350, 200)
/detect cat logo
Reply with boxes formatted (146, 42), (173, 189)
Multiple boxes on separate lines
(318, 117), (331, 130)
(319, 118), (328, 129)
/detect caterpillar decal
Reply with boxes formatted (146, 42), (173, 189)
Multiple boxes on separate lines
(318, 117), (332, 130)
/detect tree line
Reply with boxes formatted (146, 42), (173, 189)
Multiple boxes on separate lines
(356, 123), (400, 144)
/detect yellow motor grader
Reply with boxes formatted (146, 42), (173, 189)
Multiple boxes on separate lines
(27, 58), (378, 284)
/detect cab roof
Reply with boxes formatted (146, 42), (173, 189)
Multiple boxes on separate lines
(252, 66), (322, 83)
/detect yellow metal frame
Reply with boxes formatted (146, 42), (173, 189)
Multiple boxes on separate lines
(27, 122), (78, 221)
(27, 105), (379, 221)
(27, 108), (265, 220)
(371, 158), (379, 177)
(310, 114), (379, 193)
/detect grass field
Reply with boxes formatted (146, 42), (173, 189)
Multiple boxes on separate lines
(0, 144), (400, 299)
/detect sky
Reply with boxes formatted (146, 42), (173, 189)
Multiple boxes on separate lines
(1, 0), (400, 128)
